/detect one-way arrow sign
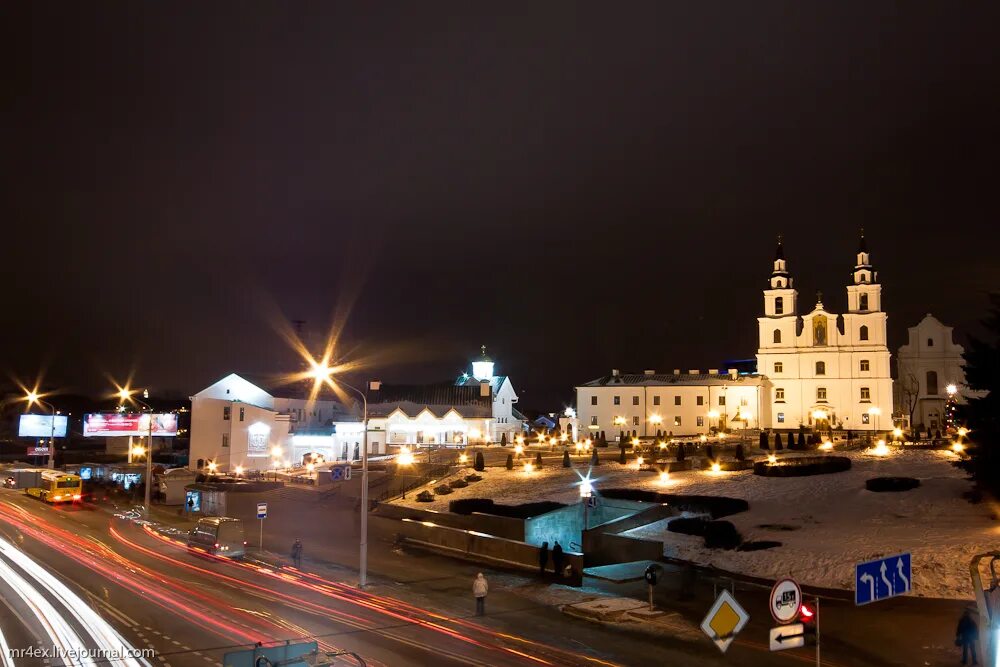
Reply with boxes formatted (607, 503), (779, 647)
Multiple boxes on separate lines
(769, 623), (805, 651)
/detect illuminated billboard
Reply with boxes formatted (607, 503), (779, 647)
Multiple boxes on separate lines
(83, 412), (178, 437)
(18, 414), (69, 438)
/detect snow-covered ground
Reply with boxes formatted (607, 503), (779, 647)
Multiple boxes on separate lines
(392, 447), (993, 599)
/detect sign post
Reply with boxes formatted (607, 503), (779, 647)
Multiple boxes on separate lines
(256, 502), (267, 550)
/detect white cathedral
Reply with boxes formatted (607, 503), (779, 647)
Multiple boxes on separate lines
(576, 235), (894, 435)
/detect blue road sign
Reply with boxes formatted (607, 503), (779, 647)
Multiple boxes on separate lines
(330, 465), (353, 481)
(256, 502), (267, 519)
(855, 553), (911, 605)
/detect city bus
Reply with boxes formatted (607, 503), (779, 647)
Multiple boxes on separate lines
(25, 471), (83, 503)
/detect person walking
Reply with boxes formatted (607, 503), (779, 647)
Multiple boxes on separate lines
(551, 541), (564, 579)
(956, 608), (979, 665)
(473, 573), (488, 616)
(538, 542), (549, 577)
(291, 538), (303, 568)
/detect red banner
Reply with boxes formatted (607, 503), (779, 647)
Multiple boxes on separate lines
(83, 413), (178, 437)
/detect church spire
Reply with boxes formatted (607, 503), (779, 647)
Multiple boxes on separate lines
(775, 234), (785, 261)
(857, 227), (868, 254)
(769, 234), (792, 288)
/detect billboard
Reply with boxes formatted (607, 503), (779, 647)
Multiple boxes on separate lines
(18, 414), (69, 438)
(26, 446), (50, 456)
(247, 422), (271, 458)
(83, 412), (179, 437)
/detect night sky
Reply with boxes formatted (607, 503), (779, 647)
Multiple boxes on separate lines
(5, 3), (1000, 410)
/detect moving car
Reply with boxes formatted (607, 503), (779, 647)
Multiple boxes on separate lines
(186, 517), (246, 558)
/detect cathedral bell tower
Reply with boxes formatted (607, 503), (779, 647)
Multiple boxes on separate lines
(763, 236), (798, 317)
(847, 230), (882, 313)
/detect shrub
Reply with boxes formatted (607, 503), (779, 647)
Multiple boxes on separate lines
(450, 498), (494, 514)
(562, 450), (571, 468)
(449, 479), (469, 488)
(500, 433), (508, 447)
(598, 433), (608, 448)
(774, 433), (783, 450)
(505, 454), (514, 470)
(618, 446), (627, 464)
(667, 517), (708, 536)
(705, 445), (715, 463)
(474, 452), (485, 471)
(798, 432), (807, 449)
(591, 449), (600, 466)
(416, 490), (434, 502)
(735, 444), (745, 461)
(759, 431), (769, 451)
(754, 456), (851, 477)
(865, 477), (921, 493)
(704, 521), (741, 550)
(464, 474), (482, 483)
(676, 442), (686, 462)
(535, 452), (543, 467)
(737, 540), (782, 552)
(600, 489), (748, 518)
(433, 484), (453, 495)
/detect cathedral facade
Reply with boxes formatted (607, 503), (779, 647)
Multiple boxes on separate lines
(755, 236), (893, 433)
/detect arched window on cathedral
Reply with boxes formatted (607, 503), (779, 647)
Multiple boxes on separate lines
(859, 294), (869, 311)
(815, 361), (826, 375)
(859, 325), (869, 341)
(926, 370), (939, 395)
(773, 329), (781, 344)
(774, 296), (784, 315)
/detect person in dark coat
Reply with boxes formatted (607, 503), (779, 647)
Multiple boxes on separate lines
(291, 538), (303, 568)
(956, 608), (979, 665)
(551, 541), (564, 578)
(538, 541), (549, 576)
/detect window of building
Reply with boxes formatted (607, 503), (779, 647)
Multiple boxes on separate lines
(815, 361), (826, 375)
(719, 396), (726, 406)
(775, 296), (784, 315)
(740, 397), (748, 406)
(591, 416), (598, 425)
(223, 406), (231, 421)
(674, 396), (681, 406)
(817, 387), (827, 401)
(633, 416), (640, 426)
(697, 395), (704, 406)
(775, 388), (785, 401)
(696, 416), (704, 427)
(613, 396), (620, 406)
(861, 413), (870, 424)
(860, 387), (871, 401)
(927, 338), (934, 347)
(774, 362), (783, 373)
(632, 396), (640, 406)
(926, 370), (939, 395)
(860, 325), (869, 341)
(777, 412), (785, 423)
(239, 406), (245, 422)
(222, 433), (229, 448)
(674, 416), (682, 426)
(859, 294), (869, 311)
(860, 359), (870, 372)
(653, 395), (660, 406)
(591, 396), (597, 406)
(773, 329), (782, 344)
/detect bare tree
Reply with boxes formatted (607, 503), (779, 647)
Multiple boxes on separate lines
(899, 372), (920, 429)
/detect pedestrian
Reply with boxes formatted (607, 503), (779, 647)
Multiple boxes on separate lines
(473, 572), (488, 616)
(291, 538), (303, 568)
(956, 608), (979, 665)
(551, 541), (564, 578)
(538, 541), (549, 576)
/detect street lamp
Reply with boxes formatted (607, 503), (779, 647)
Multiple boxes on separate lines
(24, 389), (58, 469)
(868, 406), (881, 435)
(118, 386), (156, 515)
(579, 476), (594, 531)
(308, 359), (380, 589)
(707, 410), (720, 434)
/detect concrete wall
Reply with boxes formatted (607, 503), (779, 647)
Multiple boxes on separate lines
(524, 504), (583, 550)
(581, 502), (674, 567)
(374, 503), (524, 541)
(375, 516), (583, 576)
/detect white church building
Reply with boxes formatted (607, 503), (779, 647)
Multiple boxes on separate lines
(576, 235), (894, 436)
(896, 313), (972, 431)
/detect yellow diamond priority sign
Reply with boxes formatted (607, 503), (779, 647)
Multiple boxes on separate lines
(701, 589), (750, 653)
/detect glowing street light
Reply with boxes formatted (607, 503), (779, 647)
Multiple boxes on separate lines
(523, 462), (534, 473)
(958, 427), (969, 438)
(22, 388), (57, 470)
(306, 462), (316, 473)
(271, 446), (283, 458)
(872, 439), (889, 456)
(458, 453), (469, 465)
(234, 465), (245, 476)
(710, 462), (722, 473)
(636, 456), (644, 467)
(207, 461), (218, 473)
(397, 447), (414, 466)
(868, 406), (882, 433)
(819, 441), (833, 451)
(767, 454), (777, 464)
(658, 471), (671, 486)
(892, 427), (903, 440)
(952, 442), (965, 453)
(946, 384), (958, 397)
(631, 437), (640, 447)
(514, 443), (525, 457)
(130, 445), (146, 458)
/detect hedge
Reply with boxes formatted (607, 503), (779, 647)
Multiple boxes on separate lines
(753, 456), (851, 477)
(865, 476), (921, 493)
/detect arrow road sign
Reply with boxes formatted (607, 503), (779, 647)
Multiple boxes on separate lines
(769, 623), (806, 651)
(700, 589), (750, 654)
(330, 465), (353, 481)
(855, 553), (911, 605)
(770, 578), (802, 624)
(256, 502), (267, 519)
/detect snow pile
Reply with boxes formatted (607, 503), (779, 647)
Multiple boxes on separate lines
(392, 448), (991, 599)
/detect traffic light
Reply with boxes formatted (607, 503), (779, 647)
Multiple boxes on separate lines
(799, 603), (817, 643)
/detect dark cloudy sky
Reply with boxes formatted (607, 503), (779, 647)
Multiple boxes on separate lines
(4, 3), (999, 409)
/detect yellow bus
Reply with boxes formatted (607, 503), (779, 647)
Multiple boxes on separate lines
(26, 471), (83, 503)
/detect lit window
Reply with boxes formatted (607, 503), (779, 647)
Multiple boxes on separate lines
(633, 416), (640, 426)
(777, 412), (785, 423)
(591, 416), (598, 425)
(696, 416), (704, 427)
(674, 416), (681, 426)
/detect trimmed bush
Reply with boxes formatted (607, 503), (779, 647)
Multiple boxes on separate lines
(505, 454), (514, 470)
(598, 433), (608, 448)
(754, 456), (851, 477)
(667, 517), (708, 536)
(798, 432), (807, 449)
(759, 431), (769, 451)
(704, 521), (741, 550)
(450, 498), (494, 514)
(500, 433), (508, 447)
(705, 445), (715, 463)
(464, 474), (482, 483)
(676, 442), (686, 462)
(535, 452), (543, 467)
(735, 444), (746, 461)
(591, 449), (600, 466)
(474, 452), (485, 471)
(600, 489), (748, 518)
(618, 446), (627, 464)
(719, 460), (754, 471)
(562, 450), (571, 468)
(774, 433), (783, 450)
(416, 490), (434, 502)
(449, 479), (469, 489)
(433, 484), (454, 495)
(737, 540), (782, 552)
(449, 498), (567, 518)
(865, 477), (921, 493)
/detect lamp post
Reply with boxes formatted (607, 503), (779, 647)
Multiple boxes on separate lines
(119, 387), (155, 515)
(868, 406), (881, 438)
(25, 391), (57, 469)
(579, 477), (594, 533)
(308, 361), (380, 589)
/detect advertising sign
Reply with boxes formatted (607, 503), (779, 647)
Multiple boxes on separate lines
(186, 490), (201, 512)
(27, 446), (50, 456)
(18, 414), (68, 438)
(247, 422), (270, 458)
(83, 412), (179, 437)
